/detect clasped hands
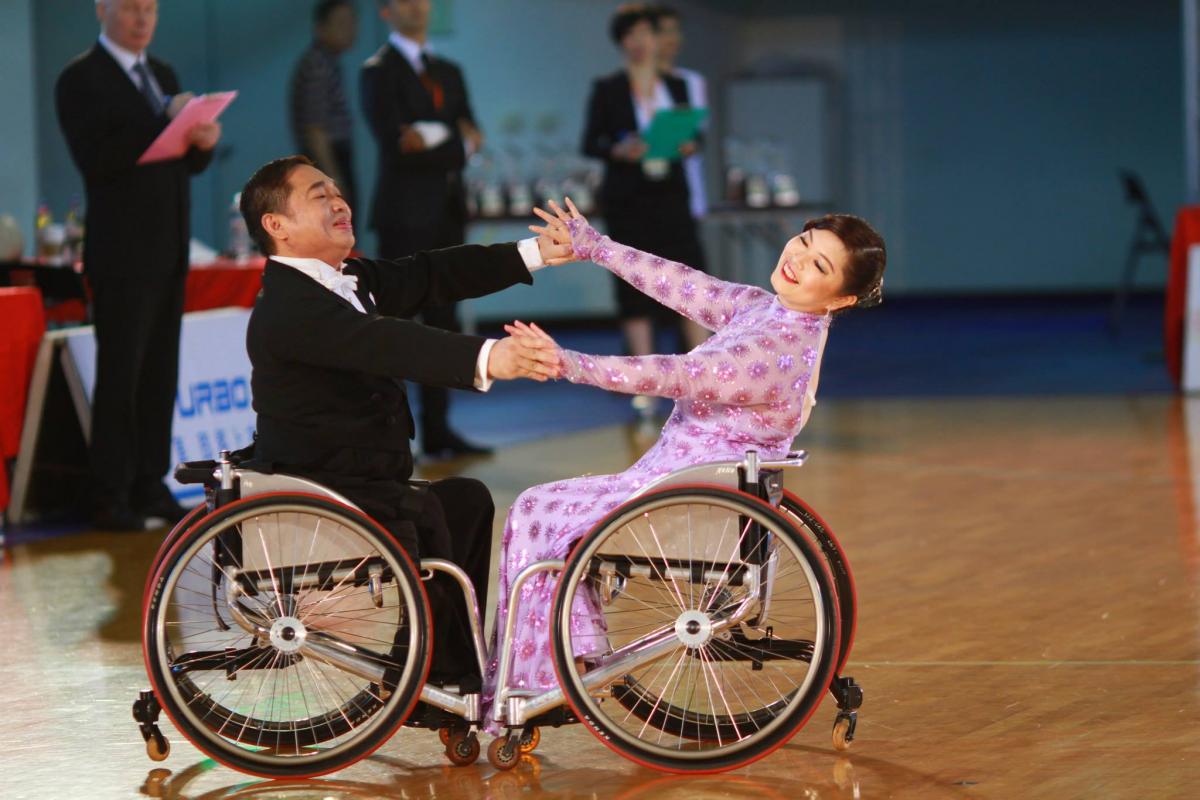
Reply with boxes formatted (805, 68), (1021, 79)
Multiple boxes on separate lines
(612, 136), (697, 162)
(486, 197), (587, 382)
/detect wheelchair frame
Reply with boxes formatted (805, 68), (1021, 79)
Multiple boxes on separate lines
(135, 448), (863, 776)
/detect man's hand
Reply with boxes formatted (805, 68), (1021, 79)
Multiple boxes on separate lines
(487, 325), (562, 381)
(167, 92), (195, 119)
(529, 198), (588, 266)
(678, 141), (698, 158)
(458, 119), (484, 155)
(398, 125), (426, 154)
(187, 121), (221, 151)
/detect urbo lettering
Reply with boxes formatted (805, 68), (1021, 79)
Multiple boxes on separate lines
(177, 377), (251, 417)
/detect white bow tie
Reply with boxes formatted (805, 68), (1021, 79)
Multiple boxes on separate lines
(322, 271), (359, 296)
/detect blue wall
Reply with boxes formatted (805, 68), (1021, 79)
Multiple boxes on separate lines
(28, 0), (1186, 300)
(1, 0), (38, 251)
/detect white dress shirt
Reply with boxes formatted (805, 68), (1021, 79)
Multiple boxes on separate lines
(97, 33), (166, 108)
(673, 66), (709, 218)
(274, 237), (546, 391)
(387, 31), (453, 150)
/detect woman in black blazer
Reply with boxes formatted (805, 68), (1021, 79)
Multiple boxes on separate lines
(581, 5), (708, 422)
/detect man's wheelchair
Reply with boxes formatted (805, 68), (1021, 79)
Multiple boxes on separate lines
(133, 449), (863, 777)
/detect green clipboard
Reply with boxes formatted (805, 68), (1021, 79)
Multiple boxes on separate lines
(642, 107), (708, 161)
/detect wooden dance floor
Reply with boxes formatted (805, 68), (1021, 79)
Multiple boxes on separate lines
(2, 395), (1198, 798)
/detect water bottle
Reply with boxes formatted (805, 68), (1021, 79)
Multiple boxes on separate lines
(228, 192), (252, 260)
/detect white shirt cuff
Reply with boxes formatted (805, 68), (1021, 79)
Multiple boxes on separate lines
(412, 121), (451, 149)
(475, 338), (497, 392)
(517, 237), (546, 272)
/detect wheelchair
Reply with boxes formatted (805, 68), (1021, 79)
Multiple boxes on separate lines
(133, 448), (863, 778)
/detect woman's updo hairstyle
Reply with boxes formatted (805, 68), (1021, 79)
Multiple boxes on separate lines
(610, 3), (658, 45)
(803, 214), (887, 310)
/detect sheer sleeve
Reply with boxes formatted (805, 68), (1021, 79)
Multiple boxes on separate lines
(568, 220), (770, 332)
(559, 316), (827, 406)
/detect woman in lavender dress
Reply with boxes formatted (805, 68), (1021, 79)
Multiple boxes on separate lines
(484, 199), (886, 708)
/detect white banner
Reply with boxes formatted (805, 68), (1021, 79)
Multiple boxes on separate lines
(63, 308), (256, 502)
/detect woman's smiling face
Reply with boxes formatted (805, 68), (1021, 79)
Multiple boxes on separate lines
(769, 227), (857, 314)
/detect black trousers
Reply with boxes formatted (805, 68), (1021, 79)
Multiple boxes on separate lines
(289, 449), (492, 680)
(87, 266), (186, 510)
(376, 213), (465, 441)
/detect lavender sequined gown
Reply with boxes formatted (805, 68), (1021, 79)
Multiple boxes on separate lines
(483, 221), (831, 711)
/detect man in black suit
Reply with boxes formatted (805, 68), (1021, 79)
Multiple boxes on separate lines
(239, 154), (569, 685)
(56, 0), (221, 531)
(361, 0), (488, 458)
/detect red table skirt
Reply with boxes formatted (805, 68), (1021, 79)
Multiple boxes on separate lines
(1166, 207), (1200, 386)
(0, 287), (47, 511)
(183, 258), (267, 313)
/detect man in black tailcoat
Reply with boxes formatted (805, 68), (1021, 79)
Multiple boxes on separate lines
(56, 0), (221, 530)
(239, 155), (569, 685)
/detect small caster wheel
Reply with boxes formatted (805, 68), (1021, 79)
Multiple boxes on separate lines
(832, 713), (856, 751)
(439, 727), (452, 747)
(146, 734), (170, 761)
(517, 726), (540, 754)
(445, 731), (481, 766)
(487, 735), (519, 771)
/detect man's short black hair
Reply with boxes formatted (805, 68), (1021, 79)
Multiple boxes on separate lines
(650, 4), (680, 23)
(240, 155), (314, 255)
(314, 0), (353, 26)
(610, 4), (658, 45)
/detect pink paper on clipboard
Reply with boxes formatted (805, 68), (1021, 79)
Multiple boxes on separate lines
(137, 91), (237, 165)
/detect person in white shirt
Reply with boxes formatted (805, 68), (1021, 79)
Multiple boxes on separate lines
(654, 4), (709, 219)
(361, 0), (488, 458)
(56, 0), (221, 531)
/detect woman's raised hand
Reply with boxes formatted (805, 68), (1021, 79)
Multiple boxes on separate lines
(503, 320), (560, 354)
(529, 197), (588, 266)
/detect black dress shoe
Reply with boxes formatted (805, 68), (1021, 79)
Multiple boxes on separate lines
(422, 429), (493, 459)
(132, 484), (188, 525)
(91, 505), (147, 532)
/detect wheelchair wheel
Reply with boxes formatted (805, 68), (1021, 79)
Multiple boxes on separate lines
(778, 491), (857, 673)
(551, 485), (839, 773)
(143, 493), (431, 777)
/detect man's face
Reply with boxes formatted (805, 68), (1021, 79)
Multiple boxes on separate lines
(320, 4), (358, 53)
(657, 16), (682, 62)
(97, 0), (158, 54)
(380, 0), (431, 37)
(267, 164), (355, 264)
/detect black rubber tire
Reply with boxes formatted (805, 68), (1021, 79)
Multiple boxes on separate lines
(144, 493), (431, 778)
(550, 485), (840, 773)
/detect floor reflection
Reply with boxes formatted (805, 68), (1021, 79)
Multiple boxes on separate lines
(136, 746), (982, 800)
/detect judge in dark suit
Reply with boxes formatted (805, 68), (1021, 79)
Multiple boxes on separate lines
(239, 154), (568, 684)
(55, 0), (221, 531)
(360, 0), (488, 458)
(582, 6), (708, 423)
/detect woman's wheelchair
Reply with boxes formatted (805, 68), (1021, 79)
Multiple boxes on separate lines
(133, 449), (863, 778)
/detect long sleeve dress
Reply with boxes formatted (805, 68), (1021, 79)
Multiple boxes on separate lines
(483, 220), (832, 709)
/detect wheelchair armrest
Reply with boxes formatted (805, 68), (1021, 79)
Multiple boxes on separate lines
(174, 461), (219, 486)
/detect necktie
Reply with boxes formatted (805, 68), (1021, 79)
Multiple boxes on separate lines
(418, 53), (444, 112)
(132, 61), (164, 115)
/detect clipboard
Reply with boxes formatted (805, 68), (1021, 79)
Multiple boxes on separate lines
(642, 107), (708, 161)
(138, 91), (237, 165)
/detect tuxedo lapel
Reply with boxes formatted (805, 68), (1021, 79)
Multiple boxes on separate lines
(386, 46), (437, 119)
(90, 44), (163, 123)
(265, 259), (363, 315)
